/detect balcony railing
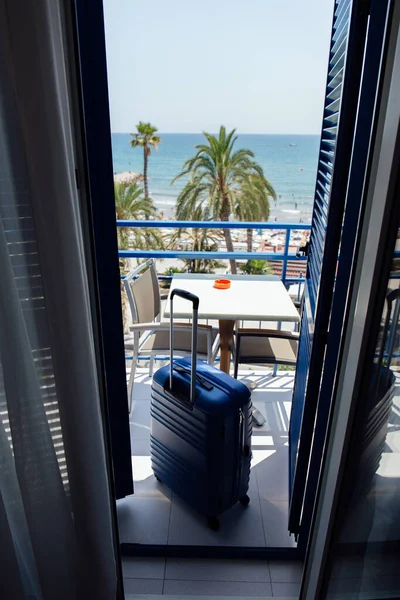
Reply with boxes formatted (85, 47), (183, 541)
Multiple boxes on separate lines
(117, 220), (400, 362)
(117, 220), (311, 284)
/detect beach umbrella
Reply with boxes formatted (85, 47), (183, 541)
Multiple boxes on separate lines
(114, 171), (144, 186)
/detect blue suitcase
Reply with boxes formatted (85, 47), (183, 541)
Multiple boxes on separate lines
(150, 288), (252, 530)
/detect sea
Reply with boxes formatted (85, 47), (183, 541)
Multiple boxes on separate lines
(111, 133), (319, 223)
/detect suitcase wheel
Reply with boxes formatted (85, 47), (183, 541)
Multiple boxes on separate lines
(207, 516), (220, 531)
(239, 494), (250, 507)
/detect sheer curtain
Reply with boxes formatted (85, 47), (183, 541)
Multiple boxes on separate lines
(0, 1), (121, 598)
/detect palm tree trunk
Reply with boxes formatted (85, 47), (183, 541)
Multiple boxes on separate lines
(220, 198), (236, 274)
(143, 148), (149, 199)
(246, 229), (253, 253)
(223, 228), (237, 274)
(143, 147), (150, 220)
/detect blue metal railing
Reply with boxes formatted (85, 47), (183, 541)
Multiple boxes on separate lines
(117, 220), (311, 284)
(117, 220), (400, 363)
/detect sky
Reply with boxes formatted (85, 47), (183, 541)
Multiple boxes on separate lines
(103, 0), (334, 134)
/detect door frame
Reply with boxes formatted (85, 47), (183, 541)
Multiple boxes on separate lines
(71, 0), (133, 499)
(68, 0), (305, 559)
(301, 4), (400, 594)
(294, 0), (393, 549)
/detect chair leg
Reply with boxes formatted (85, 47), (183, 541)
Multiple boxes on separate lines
(127, 356), (137, 414)
(231, 332), (236, 363)
(128, 332), (140, 414)
(232, 329), (241, 379)
(207, 331), (212, 365)
(210, 333), (220, 366)
(233, 337), (240, 379)
(272, 321), (282, 377)
(149, 355), (155, 377)
(233, 359), (239, 379)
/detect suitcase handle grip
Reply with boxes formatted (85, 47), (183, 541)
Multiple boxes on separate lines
(170, 289), (199, 310)
(169, 288), (199, 405)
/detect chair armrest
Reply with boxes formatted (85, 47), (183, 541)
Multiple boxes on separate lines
(130, 322), (166, 331)
(236, 328), (300, 340)
(130, 322), (213, 332)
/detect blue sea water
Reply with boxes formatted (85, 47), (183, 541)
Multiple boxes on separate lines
(111, 133), (319, 222)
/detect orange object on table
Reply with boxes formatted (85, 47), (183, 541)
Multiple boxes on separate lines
(214, 279), (231, 290)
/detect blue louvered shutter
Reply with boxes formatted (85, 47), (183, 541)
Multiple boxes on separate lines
(288, 0), (370, 539)
(308, 0), (350, 314)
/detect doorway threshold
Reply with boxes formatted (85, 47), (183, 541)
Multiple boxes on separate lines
(121, 543), (302, 560)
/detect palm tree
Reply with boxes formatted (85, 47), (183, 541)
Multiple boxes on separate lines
(130, 122), (161, 200)
(114, 182), (163, 273)
(172, 126), (275, 273)
(168, 206), (224, 273)
(240, 260), (273, 275)
(235, 174), (276, 252)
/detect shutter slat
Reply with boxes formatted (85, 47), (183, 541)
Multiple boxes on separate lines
(328, 48), (346, 79)
(321, 138), (336, 150)
(327, 67), (344, 92)
(320, 149), (334, 164)
(324, 111), (339, 126)
(332, 3), (351, 44)
(311, 230), (325, 262)
(5, 228), (37, 244)
(334, 0), (350, 24)
(329, 38), (347, 74)
(317, 169), (332, 188)
(316, 177), (330, 196)
(314, 198), (329, 226)
(326, 81), (342, 102)
(323, 125), (338, 137)
(331, 22), (348, 61)
(0, 204), (33, 219)
(7, 241), (38, 255)
(325, 98), (341, 115)
(313, 210), (328, 239)
(319, 159), (333, 176)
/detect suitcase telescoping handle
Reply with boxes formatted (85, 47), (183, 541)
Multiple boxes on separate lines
(169, 289), (199, 405)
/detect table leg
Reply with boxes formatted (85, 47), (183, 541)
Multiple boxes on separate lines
(218, 319), (235, 374)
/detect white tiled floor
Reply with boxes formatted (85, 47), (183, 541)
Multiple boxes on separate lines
(117, 367), (297, 549)
(122, 557), (303, 598)
(119, 370), (400, 598)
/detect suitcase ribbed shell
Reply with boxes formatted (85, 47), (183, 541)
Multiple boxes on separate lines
(151, 357), (252, 517)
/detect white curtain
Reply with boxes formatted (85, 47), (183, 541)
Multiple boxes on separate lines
(0, 1), (120, 598)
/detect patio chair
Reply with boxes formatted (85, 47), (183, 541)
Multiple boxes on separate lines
(124, 259), (219, 411)
(233, 328), (299, 379)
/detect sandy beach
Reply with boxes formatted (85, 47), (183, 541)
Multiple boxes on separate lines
(152, 194), (313, 224)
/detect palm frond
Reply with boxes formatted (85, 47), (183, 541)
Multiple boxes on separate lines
(114, 182), (157, 220)
(130, 122), (161, 151)
(173, 126), (275, 232)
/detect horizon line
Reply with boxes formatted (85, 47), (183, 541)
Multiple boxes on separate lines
(111, 131), (320, 136)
